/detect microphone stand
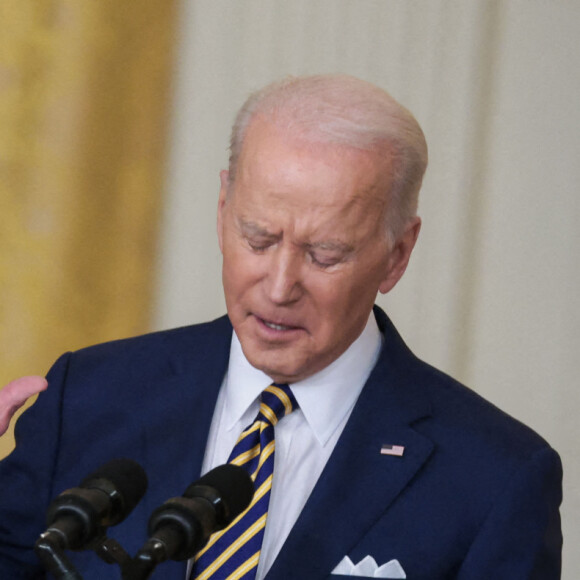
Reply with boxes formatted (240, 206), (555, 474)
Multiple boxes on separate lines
(35, 530), (183, 580)
(120, 531), (180, 580)
(35, 529), (135, 580)
(34, 531), (83, 580)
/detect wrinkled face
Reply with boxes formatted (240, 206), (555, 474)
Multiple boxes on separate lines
(218, 119), (419, 383)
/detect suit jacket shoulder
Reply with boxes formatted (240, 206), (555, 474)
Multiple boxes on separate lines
(0, 315), (233, 579)
(268, 306), (562, 579)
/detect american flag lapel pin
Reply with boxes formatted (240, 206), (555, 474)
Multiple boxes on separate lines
(381, 444), (405, 457)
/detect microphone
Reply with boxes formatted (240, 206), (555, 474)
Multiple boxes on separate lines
(39, 458), (148, 551)
(131, 464), (254, 577)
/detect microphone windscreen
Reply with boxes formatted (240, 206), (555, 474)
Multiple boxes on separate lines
(80, 458), (148, 520)
(186, 464), (254, 524)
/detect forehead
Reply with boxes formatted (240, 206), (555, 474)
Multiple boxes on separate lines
(231, 119), (391, 217)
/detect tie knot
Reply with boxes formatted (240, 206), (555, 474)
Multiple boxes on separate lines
(258, 383), (297, 426)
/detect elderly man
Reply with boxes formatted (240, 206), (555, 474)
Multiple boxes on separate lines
(0, 75), (562, 579)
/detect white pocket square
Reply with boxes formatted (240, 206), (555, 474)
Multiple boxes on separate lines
(332, 555), (406, 578)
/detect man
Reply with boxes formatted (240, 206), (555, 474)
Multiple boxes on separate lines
(0, 75), (562, 579)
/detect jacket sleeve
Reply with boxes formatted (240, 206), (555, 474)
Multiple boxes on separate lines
(457, 445), (563, 580)
(0, 353), (73, 579)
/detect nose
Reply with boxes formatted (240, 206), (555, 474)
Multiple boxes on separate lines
(264, 246), (303, 305)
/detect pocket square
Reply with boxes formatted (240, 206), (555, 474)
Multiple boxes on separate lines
(332, 555), (406, 578)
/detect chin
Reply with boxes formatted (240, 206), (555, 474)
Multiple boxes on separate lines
(253, 360), (296, 383)
(245, 351), (302, 383)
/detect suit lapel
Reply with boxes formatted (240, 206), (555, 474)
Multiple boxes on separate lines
(142, 316), (233, 492)
(132, 317), (233, 580)
(267, 308), (435, 578)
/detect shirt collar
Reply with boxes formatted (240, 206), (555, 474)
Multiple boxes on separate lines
(223, 312), (382, 447)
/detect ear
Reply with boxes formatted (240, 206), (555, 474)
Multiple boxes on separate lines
(216, 170), (230, 253)
(378, 217), (421, 294)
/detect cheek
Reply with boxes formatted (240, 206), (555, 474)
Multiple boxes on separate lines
(306, 277), (355, 326)
(309, 272), (377, 326)
(222, 247), (262, 298)
(222, 244), (243, 294)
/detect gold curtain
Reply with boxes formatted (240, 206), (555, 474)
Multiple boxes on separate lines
(0, 1), (177, 457)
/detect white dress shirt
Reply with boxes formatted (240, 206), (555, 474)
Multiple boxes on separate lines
(189, 313), (382, 579)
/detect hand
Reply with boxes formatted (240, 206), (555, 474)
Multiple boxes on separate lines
(0, 376), (48, 436)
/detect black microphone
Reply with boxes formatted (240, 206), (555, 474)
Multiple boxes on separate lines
(130, 464), (254, 578)
(39, 458), (148, 551)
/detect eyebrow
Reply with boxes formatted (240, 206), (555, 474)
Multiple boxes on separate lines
(238, 219), (354, 253)
(306, 240), (354, 254)
(239, 220), (279, 238)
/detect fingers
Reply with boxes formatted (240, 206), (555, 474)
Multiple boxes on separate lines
(0, 376), (48, 436)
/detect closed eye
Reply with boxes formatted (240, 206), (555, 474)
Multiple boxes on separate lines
(307, 241), (352, 269)
(246, 236), (277, 252)
(238, 219), (280, 253)
(309, 252), (343, 269)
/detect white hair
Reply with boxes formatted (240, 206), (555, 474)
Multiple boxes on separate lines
(228, 74), (428, 241)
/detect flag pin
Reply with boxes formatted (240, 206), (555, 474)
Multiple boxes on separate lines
(381, 444), (405, 457)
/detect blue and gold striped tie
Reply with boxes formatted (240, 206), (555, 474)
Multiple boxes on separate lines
(192, 383), (298, 580)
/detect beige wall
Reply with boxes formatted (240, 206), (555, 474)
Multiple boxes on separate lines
(154, 1), (580, 576)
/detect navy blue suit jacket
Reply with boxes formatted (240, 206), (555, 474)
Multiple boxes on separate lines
(0, 307), (562, 579)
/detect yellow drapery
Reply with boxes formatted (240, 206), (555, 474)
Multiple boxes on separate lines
(0, 1), (177, 457)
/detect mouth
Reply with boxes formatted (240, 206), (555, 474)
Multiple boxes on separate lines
(254, 315), (304, 333)
(263, 320), (295, 331)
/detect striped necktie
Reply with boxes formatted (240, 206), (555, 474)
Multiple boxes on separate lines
(192, 383), (298, 580)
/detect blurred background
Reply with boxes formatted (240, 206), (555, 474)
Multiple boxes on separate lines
(1, 1), (578, 576)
